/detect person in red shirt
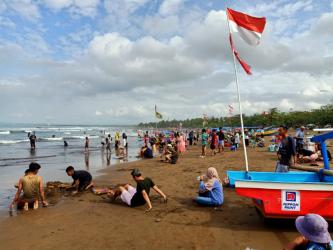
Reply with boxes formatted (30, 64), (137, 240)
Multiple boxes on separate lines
(210, 129), (218, 156)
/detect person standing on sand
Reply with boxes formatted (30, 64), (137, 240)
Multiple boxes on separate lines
(210, 129), (218, 156)
(244, 131), (250, 147)
(276, 125), (297, 172)
(295, 126), (306, 155)
(10, 162), (48, 211)
(217, 127), (225, 153)
(108, 169), (167, 212)
(234, 132), (240, 149)
(201, 128), (208, 158)
(188, 131), (194, 146)
(179, 133), (186, 154)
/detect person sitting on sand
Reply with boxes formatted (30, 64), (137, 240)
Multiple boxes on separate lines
(317, 143), (332, 162)
(66, 166), (94, 194)
(284, 213), (333, 250)
(108, 169), (167, 212)
(10, 162), (48, 211)
(297, 148), (319, 164)
(140, 145), (153, 159)
(194, 167), (223, 206)
(163, 143), (179, 164)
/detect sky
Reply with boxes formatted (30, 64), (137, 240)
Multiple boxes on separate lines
(0, 0), (332, 125)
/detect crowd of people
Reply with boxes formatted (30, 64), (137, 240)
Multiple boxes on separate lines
(11, 125), (333, 250)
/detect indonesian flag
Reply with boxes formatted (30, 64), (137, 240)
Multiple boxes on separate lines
(226, 8), (266, 75)
(229, 34), (252, 75)
(227, 8), (266, 46)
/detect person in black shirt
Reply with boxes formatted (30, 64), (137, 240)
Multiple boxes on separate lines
(188, 131), (194, 146)
(217, 127), (225, 153)
(298, 148), (318, 163)
(108, 169), (167, 212)
(276, 125), (297, 172)
(66, 166), (93, 193)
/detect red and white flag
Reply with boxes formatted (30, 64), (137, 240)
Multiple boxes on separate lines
(227, 8), (266, 46)
(226, 8), (266, 75)
(229, 34), (252, 74)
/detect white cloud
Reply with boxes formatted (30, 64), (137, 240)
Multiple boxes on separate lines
(95, 110), (103, 116)
(43, 0), (72, 10)
(0, 4), (333, 124)
(312, 12), (333, 36)
(143, 15), (180, 36)
(104, 0), (149, 16)
(159, 0), (183, 16)
(43, 0), (100, 17)
(9, 0), (40, 21)
(0, 16), (16, 28)
(0, 0), (6, 13)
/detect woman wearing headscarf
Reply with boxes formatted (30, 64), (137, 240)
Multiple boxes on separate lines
(195, 167), (223, 206)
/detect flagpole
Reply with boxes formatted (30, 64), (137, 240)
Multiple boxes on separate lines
(226, 10), (249, 172)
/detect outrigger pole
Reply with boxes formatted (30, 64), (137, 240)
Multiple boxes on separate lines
(226, 10), (249, 172)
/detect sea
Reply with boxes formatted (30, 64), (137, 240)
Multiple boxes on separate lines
(0, 123), (144, 212)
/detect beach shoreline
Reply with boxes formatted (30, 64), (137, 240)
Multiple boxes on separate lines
(0, 144), (315, 250)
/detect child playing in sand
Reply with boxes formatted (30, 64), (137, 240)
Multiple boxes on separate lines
(66, 166), (94, 194)
(10, 162), (48, 211)
(284, 213), (333, 250)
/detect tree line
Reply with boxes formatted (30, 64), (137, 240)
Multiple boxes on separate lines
(138, 104), (333, 129)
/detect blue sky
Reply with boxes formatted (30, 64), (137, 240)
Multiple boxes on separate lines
(0, 0), (333, 124)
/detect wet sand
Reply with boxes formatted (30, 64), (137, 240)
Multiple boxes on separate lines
(0, 145), (311, 250)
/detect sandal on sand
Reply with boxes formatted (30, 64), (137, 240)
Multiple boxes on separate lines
(23, 202), (29, 211)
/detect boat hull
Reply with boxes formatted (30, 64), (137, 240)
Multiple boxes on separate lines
(235, 180), (333, 219)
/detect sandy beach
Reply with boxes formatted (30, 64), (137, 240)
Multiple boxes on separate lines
(0, 144), (313, 250)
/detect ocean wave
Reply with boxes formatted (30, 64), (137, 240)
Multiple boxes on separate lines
(36, 127), (85, 132)
(9, 130), (27, 134)
(0, 139), (29, 144)
(37, 137), (64, 142)
(63, 135), (99, 140)
(0, 131), (10, 135)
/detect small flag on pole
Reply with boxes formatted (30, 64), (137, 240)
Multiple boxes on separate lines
(228, 104), (234, 115)
(227, 8), (266, 75)
(202, 114), (208, 127)
(155, 105), (163, 119)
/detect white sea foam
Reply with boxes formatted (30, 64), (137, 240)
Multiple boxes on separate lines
(64, 135), (99, 140)
(38, 137), (64, 142)
(0, 139), (29, 144)
(0, 131), (10, 135)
